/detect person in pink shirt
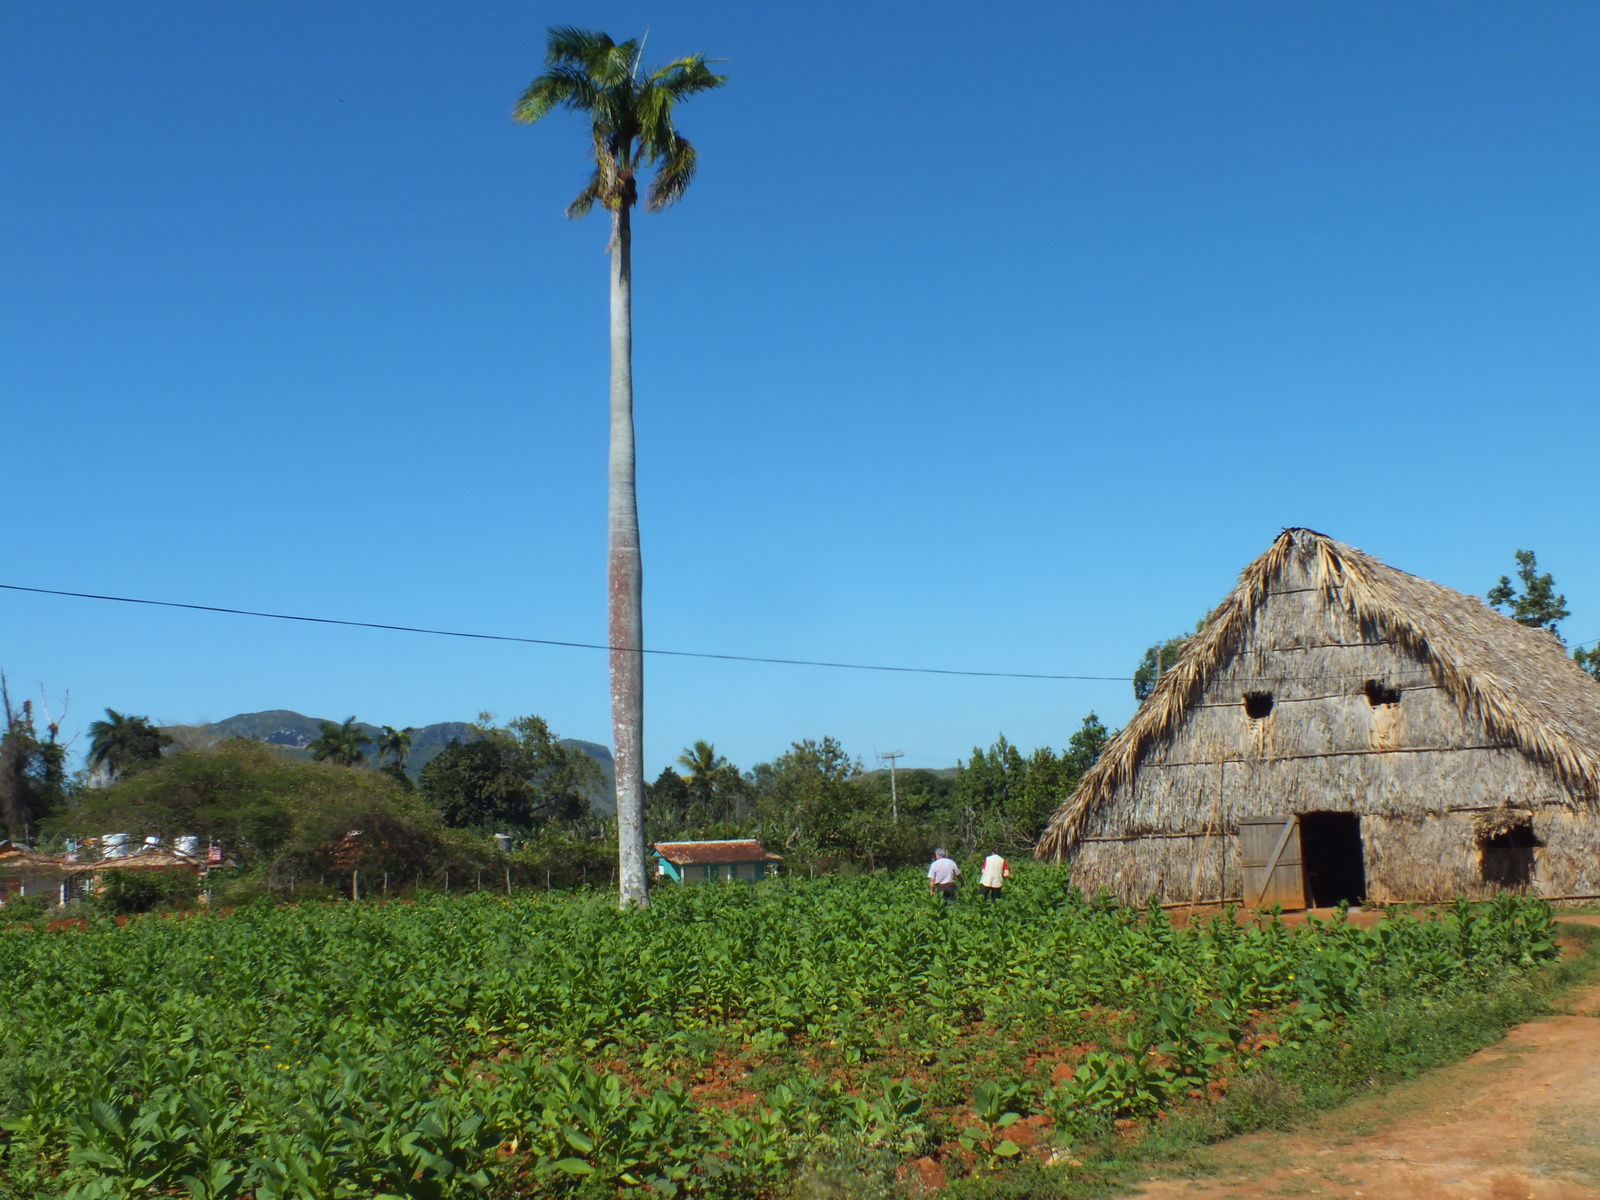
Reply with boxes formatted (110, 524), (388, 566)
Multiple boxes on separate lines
(927, 849), (961, 901)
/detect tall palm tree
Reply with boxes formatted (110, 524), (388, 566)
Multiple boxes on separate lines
(309, 717), (372, 768)
(515, 27), (725, 909)
(377, 725), (415, 770)
(87, 708), (172, 779)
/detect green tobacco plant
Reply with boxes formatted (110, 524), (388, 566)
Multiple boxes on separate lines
(0, 868), (1567, 1197)
(958, 1080), (1026, 1168)
(1054, 1050), (1175, 1121)
(842, 1078), (928, 1156)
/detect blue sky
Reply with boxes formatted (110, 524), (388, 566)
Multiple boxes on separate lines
(3, 1), (1597, 776)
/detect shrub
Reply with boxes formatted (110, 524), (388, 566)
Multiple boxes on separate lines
(91, 868), (200, 915)
(0, 894), (49, 924)
(1215, 1068), (1304, 1134)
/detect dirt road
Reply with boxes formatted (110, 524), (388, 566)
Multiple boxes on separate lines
(1130, 916), (1600, 1200)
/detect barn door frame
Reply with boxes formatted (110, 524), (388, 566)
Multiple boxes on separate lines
(1239, 814), (1306, 911)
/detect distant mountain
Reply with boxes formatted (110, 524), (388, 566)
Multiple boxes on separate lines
(162, 710), (615, 813)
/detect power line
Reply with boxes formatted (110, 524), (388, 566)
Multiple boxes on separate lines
(0, 582), (1132, 682)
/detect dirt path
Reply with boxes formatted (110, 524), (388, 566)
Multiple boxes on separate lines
(1129, 917), (1600, 1200)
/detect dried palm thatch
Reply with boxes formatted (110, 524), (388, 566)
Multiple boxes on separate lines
(1038, 528), (1600, 861)
(1472, 806), (1535, 841)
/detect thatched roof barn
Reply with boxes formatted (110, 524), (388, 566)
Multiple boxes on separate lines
(1037, 529), (1600, 907)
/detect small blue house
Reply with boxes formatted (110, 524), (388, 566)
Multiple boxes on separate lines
(653, 839), (782, 883)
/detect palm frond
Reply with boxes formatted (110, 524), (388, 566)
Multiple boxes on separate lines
(547, 27), (637, 92)
(632, 80), (674, 157)
(648, 55), (728, 101)
(592, 41), (640, 89)
(567, 170), (604, 219)
(544, 26), (617, 68)
(645, 133), (697, 211)
(513, 65), (601, 123)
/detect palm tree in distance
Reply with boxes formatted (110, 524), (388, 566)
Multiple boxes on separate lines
(677, 740), (726, 823)
(515, 28), (726, 909)
(87, 709), (172, 780)
(377, 726), (415, 770)
(309, 717), (372, 768)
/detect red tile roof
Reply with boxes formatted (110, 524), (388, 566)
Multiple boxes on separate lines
(62, 852), (204, 874)
(653, 839), (782, 866)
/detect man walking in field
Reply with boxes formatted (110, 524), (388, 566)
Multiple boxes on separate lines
(979, 849), (1009, 901)
(928, 848), (961, 902)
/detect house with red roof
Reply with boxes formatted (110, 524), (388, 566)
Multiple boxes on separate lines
(652, 839), (781, 883)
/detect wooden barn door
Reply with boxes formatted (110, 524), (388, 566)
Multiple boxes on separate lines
(1239, 815), (1305, 910)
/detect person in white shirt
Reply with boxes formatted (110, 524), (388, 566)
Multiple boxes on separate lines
(979, 850), (1010, 901)
(927, 849), (961, 901)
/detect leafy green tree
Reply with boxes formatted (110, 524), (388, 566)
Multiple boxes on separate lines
(956, 715), (1116, 852)
(1488, 550), (1570, 639)
(515, 28), (725, 909)
(86, 708), (173, 779)
(750, 738), (862, 862)
(378, 761), (416, 791)
(1133, 617), (1207, 703)
(955, 735), (1028, 843)
(646, 766), (693, 827)
(419, 715), (602, 834)
(873, 768), (958, 828)
(958, 735), (1074, 851)
(0, 678), (65, 842)
(818, 767), (953, 870)
(1012, 748), (1073, 845)
(309, 717), (373, 768)
(1574, 645), (1600, 683)
(60, 737), (458, 877)
(1064, 712), (1112, 777)
(418, 740), (514, 826)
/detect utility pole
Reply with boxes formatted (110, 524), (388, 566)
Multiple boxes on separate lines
(879, 751), (904, 824)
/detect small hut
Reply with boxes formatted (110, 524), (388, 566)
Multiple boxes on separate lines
(653, 840), (782, 883)
(1037, 529), (1600, 908)
(0, 842), (74, 906)
(59, 837), (210, 901)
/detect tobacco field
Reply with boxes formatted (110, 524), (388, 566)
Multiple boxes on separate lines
(0, 866), (1561, 1199)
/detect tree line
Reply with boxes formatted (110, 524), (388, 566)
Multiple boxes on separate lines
(1, 698), (1112, 889)
(638, 715), (1110, 873)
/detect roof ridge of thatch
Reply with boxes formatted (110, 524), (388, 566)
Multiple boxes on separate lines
(1037, 528), (1600, 860)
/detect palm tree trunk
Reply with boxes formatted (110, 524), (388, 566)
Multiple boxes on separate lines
(609, 201), (648, 909)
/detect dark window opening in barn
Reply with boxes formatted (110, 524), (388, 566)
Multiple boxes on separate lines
(1299, 812), (1366, 907)
(1242, 691), (1274, 720)
(1480, 822), (1539, 891)
(1364, 680), (1402, 707)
